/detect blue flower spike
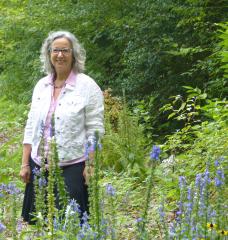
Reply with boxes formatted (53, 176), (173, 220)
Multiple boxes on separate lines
(106, 183), (116, 197)
(150, 145), (161, 160)
(0, 222), (6, 233)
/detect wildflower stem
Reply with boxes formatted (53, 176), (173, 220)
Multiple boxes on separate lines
(94, 133), (101, 237)
(141, 162), (155, 234)
(204, 190), (209, 239)
(47, 138), (56, 239)
(88, 131), (101, 237)
(11, 194), (17, 240)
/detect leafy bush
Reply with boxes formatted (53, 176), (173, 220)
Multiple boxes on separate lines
(102, 92), (148, 178)
(0, 97), (27, 183)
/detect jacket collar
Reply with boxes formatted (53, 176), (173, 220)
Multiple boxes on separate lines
(43, 70), (77, 90)
(65, 71), (77, 90)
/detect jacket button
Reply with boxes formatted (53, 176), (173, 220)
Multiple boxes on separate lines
(57, 117), (60, 119)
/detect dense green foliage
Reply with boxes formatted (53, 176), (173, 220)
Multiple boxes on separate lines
(0, 0), (227, 239)
(0, 97), (27, 183)
(1, 0), (227, 100)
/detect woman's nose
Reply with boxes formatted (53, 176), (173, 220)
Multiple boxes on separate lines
(57, 51), (63, 57)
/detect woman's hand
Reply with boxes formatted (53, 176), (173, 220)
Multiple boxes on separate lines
(20, 166), (31, 184)
(83, 165), (94, 185)
(83, 151), (95, 185)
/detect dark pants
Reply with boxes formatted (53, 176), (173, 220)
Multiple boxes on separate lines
(21, 157), (88, 224)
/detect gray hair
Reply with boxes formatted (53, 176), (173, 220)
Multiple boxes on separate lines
(40, 30), (86, 74)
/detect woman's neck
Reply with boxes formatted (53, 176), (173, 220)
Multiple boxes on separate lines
(55, 70), (71, 83)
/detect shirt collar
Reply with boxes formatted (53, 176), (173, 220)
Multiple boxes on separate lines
(43, 70), (77, 88)
(65, 70), (77, 87)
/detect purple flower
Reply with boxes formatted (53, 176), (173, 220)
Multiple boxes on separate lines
(197, 171), (210, 217)
(77, 232), (85, 240)
(181, 227), (187, 235)
(69, 199), (81, 214)
(150, 145), (161, 160)
(78, 219), (96, 239)
(100, 219), (109, 236)
(179, 176), (186, 189)
(191, 224), (196, 232)
(185, 202), (193, 213)
(217, 169), (225, 179)
(159, 202), (165, 220)
(176, 200), (183, 223)
(0, 183), (20, 195)
(84, 142), (95, 159)
(215, 178), (222, 187)
(204, 168), (210, 184)
(38, 177), (47, 187)
(176, 210), (182, 216)
(32, 167), (41, 176)
(82, 211), (89, 222)
(0, 184), (6, 191)
(185, 187), (193, 221)
(81, 221), (91, 232)
(209, 209), (216, 218)
(215, 156), (225, 167)
(195, 173), (202, 188)
(106, 183), (116, 196)
(84, 136), (102, 160)
(169, 222), (176, 237)
(136, 217), (143, 223)
(16, 220), (23, 232)
(215, 160), (220, 167)
(215, 169), (225, 187)
(187, 187), (192, 201)
(54, 217), (60, 230)
(8, 183), (20, 194)
(0, 222), (6, 233)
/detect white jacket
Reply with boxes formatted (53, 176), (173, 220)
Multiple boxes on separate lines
(23, 72), (104, 163)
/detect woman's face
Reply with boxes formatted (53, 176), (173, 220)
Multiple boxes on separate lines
(50, 37), (73, 75)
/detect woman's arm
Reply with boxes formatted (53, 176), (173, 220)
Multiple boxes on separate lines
(83, 81), (104, 184)
(20, 144), (32, 183)
(85, 83), (104, 140)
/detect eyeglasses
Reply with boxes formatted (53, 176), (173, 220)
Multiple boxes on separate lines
(50, 48), (72, 55)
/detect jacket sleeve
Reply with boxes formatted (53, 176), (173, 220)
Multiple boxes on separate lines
(85, 81), (104, 144)
(23, 83), (40, 144)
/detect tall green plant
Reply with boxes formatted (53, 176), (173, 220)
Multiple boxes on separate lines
(87, 132), (102, 237)
(102, 93), (148, 177)
(219, 22), (228, 78)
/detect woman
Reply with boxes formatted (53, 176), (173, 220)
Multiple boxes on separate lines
(19, 30), (104, 224)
